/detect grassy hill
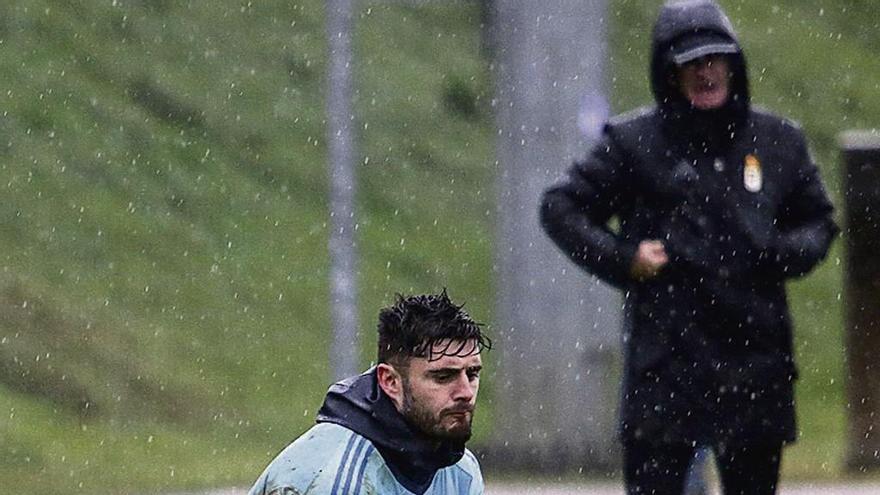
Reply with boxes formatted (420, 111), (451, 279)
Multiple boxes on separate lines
(0, 0), (878, 493)
(0, 1), (494, 492)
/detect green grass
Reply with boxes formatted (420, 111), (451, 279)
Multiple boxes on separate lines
(0, 0), (876, 492)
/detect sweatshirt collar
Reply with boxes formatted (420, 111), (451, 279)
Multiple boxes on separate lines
(316, 368), (465, 494)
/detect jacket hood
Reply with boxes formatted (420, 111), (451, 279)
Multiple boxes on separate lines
(650, 0), (750, 111)
(316, 368), (465, 495)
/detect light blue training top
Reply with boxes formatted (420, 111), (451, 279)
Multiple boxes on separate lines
(248, 422), (484, 495)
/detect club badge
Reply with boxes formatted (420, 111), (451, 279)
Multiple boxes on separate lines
(743, 154), (762, 192)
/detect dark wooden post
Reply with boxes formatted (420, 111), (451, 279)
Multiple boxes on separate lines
(841, 131), (880, 472)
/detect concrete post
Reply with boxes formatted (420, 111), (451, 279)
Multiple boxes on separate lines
(489, 0), (620, 472)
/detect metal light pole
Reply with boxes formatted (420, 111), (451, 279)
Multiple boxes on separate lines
(326, 0), (360, 382)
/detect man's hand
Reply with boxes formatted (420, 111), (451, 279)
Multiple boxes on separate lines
(630, 240), (669, 281)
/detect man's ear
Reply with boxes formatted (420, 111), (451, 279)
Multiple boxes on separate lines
(376, 363), (404, 410)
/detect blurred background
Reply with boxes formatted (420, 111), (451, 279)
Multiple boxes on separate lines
(0, 0), (877, 493)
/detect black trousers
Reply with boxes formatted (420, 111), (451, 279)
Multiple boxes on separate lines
(623, 440), (783, 495)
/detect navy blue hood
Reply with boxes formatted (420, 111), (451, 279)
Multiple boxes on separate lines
(650, 0), (751, 145)
(316, 368), (465, 495)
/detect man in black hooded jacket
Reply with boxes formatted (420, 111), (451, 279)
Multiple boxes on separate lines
(248, 290), (490, 495)
(540, 1), (837, 494)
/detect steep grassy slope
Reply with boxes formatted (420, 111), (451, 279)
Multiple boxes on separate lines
(0, 1), (494, 493)
(0, 0), (878, 493)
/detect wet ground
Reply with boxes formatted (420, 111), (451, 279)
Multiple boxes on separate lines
(199, 481), (880, 494)
(486, 481), (880, 494)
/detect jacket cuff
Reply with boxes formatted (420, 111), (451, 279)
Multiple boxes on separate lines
(615, 240), (639, 285)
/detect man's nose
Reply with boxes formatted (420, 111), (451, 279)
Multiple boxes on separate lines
(451, 374), (476, 402)
(695, 60), (715, 75)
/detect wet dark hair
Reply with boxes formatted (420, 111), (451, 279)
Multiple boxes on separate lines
(377, 289), (491, 365)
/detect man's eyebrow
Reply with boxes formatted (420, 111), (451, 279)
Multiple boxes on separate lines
(426, 367), (462, 375)
(426, 364), (483, 375)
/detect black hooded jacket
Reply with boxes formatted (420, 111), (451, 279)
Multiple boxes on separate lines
(540, 0), (838, 446)
(316, 368), (466, 494)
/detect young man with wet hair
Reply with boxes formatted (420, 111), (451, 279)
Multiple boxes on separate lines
(248, 290), (491, 495)
(541, 1), (837, 494)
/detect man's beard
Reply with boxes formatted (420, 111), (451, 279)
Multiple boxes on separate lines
(400, 384), (474, 442)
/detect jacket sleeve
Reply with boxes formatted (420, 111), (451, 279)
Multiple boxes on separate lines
(763, 132), (839, 278)
(540, 127), (637, 289)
